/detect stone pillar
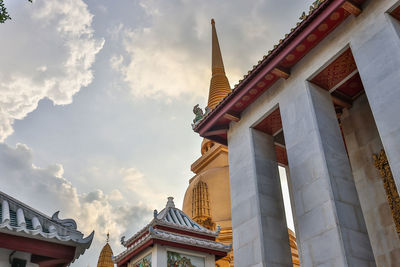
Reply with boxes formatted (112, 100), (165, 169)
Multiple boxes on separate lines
(280, 83), (375, 266)
(340, 94), (400, 266)
(352, 15), (400, 190)
(228, 127), (292, 266)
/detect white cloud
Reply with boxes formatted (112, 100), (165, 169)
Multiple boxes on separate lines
(0, 143), (153, 265)
(120, 167), (166, 206)
(0, 0), (104, 141)
(112, 0), (314, 101)
(110, 54), (124, 71)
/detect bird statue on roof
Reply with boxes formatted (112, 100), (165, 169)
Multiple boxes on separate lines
(192, 104), (204, 128)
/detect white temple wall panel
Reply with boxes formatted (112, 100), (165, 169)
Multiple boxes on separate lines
(224, 0), (400, 266)
(154, 245), (215, 267)
(351, 12), (400, 191)
(280, 83), (374, 266)
(228, 124), (292, 267)
(341, 94), (400, 266)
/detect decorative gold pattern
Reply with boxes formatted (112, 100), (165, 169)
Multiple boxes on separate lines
(192, 181), (214, 230)
(311, 48), (357, 90)
(265, 74), (274, 80)
(373, 149), (400, 239)
(318, 23), (328, 31)
(257, 81), (265, 88)
(250, 88), (258, 95)
(235, 102), (243, 108)
(296, 44), (306, 52)
(330, 11), (340, 21)
(307, 34), (317, 42)
(286, 54), (295, 61)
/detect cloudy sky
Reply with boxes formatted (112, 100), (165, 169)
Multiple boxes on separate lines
(1, 0), (315, 266)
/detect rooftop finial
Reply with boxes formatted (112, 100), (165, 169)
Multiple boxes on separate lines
(166, 197), (175, 208)
(106, 232), (109, 243)
(207, 18), (231, 110)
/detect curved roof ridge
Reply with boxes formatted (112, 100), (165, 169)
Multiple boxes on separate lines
(122, 197), (220, 247)
(0, 190), (94, 263)
(156, 198), (214, 233)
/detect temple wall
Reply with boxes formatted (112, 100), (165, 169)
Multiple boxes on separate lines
(154, 244), (216, 267)
(227, 0), (400, 266)
(350, 9), (400, 193)
(228, 126), (292, 266)
(341, 94), (400, 266)
(0, 248), (39, 267)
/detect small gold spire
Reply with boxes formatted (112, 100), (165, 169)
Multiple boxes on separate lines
(207, 19), (231, 110)
(97, 233), (113, 267)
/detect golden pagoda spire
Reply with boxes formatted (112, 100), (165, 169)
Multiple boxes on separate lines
(207, 19), (231, 110)
(97, 233), (113, 267)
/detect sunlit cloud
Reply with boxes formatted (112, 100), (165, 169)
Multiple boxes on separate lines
(0, 142), (153, 261)
(0, 0), (104, 141)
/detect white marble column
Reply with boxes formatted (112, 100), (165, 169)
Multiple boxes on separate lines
(228, 127), (292, 266)
(280, 83), (375, 266)
(352, 15), (400, 190)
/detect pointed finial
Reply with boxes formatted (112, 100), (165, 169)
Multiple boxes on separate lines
(207, 18), (231, 110)
(166, 197), (175, 208)
(106, 232), (109, 243)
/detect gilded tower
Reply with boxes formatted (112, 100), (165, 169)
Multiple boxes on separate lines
(97, 234), (114, 267)
(183, 19), (233, 267)
(183, 19), (300, 267)
(207, 19), (232, 110)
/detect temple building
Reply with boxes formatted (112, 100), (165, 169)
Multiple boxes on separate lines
(186, 19), (299, 267)
(0, 190), (93, 267)
(97, 234), (114, 267)
(193, 0), (400, 266)
(113, 197), (231, 267)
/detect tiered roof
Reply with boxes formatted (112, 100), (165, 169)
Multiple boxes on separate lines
(0, 190), (93, 263)
(114, 197), (231, 266)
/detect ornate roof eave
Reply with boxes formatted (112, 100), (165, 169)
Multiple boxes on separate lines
(0, 191), (94, 262)
(122, 217), (219, 248)
(114, 228), (231, 264)
(121, 219), (154, 247)
(154, 218), (219, 236)
(193, 0), (354, 142)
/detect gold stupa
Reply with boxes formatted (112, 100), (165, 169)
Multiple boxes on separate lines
(183, 19), (299, 267)
(97, 234), (114, 267)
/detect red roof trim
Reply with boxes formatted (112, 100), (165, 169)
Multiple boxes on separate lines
(126, 225), (216, 249)
(126, 230), (149, 248)
(117, 239), (154, 267)
(154, 239), (227, 257)
(195, 0), (349, 138)
(154, 225), (216, 241)
(0, 232), (75, 261)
